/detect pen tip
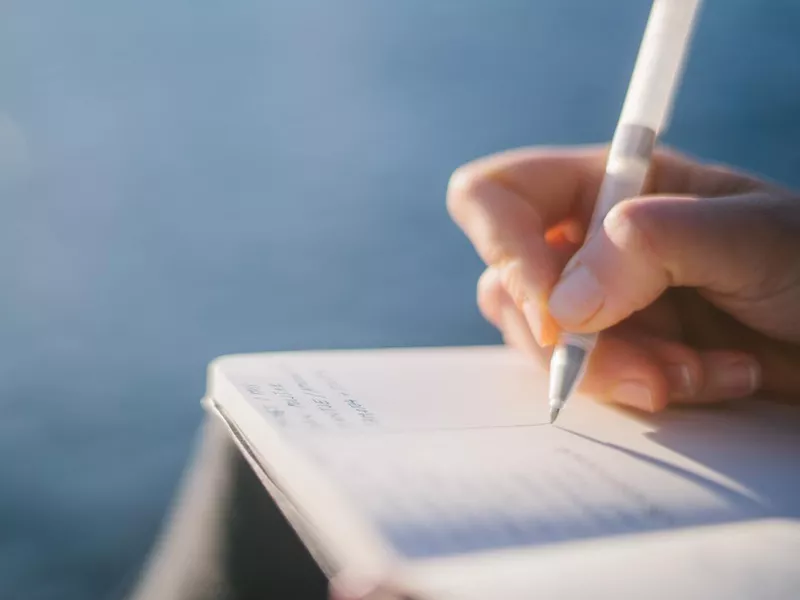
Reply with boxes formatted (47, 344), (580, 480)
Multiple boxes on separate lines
(549, 406), (560, 424)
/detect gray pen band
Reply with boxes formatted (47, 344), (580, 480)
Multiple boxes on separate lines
(609, 123), (657, 163)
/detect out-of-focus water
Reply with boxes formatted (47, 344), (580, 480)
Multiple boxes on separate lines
(1, 1), (799, 598)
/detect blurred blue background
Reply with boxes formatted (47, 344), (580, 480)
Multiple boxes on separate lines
(1, 1), (799, 598)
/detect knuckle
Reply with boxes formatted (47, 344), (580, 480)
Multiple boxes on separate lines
(477, 268), (504, 309)
(481, 236), (515, 269)
(605, 197), (644, 229)
(446, 165), (480, 223)
(604, 199), (657, 256)
(496, 259), (528, 308)
(476, 274), (502, 327)
(476, 266), (501, 297)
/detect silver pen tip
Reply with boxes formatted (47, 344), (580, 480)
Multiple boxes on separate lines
(549, 405), (561, 424)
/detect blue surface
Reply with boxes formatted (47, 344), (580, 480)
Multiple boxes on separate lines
(2, 1), (800, 598)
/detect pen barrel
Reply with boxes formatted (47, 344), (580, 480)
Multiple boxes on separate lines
(619, 0), (702, 133)
(587, 123), (655, 236)
(548, 332), (597, 408)
(548, 339), (589, 409)
(548, 0), (702, 414)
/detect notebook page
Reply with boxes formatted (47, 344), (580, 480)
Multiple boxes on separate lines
(212, 346), (800, 561)
(401, 519), (800, 600)
(215, 346), (552, 432)
(297, 425), (772, 559)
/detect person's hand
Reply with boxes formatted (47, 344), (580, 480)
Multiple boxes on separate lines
(447, 145), (800, 412)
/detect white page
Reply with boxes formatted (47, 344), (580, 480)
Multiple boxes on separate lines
(402, 519), (800, 600)
(212, 346), (800, 563)
(297, 425), (779, 560)
(214, 346), (549, 432)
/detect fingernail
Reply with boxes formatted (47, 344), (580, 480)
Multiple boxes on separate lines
(666, 364), (695, 399)
(521, 301), (545, 346)
(548, 263), (605, 327)
(709, 358), (761, 397)
(610, 381), (654, 412)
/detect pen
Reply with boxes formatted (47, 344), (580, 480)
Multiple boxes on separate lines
(548, 0), (703, 424)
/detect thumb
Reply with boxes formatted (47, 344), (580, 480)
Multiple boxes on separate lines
(547, 191), (791, 333)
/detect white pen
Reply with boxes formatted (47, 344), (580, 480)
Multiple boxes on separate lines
(548, 0), (703, 424)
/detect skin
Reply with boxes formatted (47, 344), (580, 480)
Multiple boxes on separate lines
(447, 145), (800, 413)
(328, 145), (800, 600)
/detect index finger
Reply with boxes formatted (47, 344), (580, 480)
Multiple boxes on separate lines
(449, 145), (608, 230)
(449, 145), (752, 231)
(447, 146), (608, 345)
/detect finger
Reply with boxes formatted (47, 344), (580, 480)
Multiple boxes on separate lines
(669, 287), (800, 398)
(545, 219), (585, 248)
(449, 147), (754, 346)
(478, 267), (547, 361)
(647, 147), (767, 198)
(547, 191), (796, 337)
(697, 350), (762, 402)
(634, 335), (705, 403)
(577, 330), (670, 413)
(632, 338), (762, 404)
(449, 146), (608, 227)
(449, 146), (760, 233)
(619, 293), (684, 340)
(476, 267), (503, 329)
(448, 149), (610, 344)
(481, 266), (667, 411)
(480, 266), (672, 411)
(449, 176), (563, 344)
(488, 272), (761, 407)
(485, 277), (689, 412)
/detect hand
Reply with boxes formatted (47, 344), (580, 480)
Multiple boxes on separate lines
(447, 145), (800, 412)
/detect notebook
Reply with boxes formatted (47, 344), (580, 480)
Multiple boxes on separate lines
(203, 345), (800, 599)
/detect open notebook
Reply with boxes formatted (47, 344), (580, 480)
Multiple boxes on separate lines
(204, 345), (800, 599)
